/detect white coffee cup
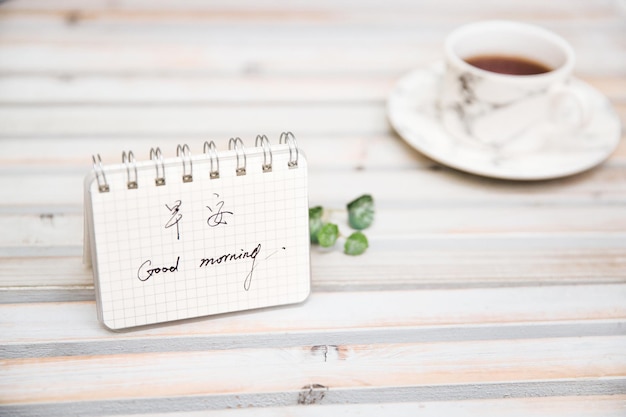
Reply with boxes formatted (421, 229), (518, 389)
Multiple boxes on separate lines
(439, 20), (590, 149)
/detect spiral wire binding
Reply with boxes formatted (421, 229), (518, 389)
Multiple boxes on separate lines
(176, 144), (193, 183)
(122, 151), (138, 189)
(92, 134), (299, 191)
(149, 147), (166, 186)
(228, 137), (247, 176)
(203, 140), (220, 179)
(279, 131), (299, 168)
(92, 154), (109, 193)
(255, 134), (273, 173)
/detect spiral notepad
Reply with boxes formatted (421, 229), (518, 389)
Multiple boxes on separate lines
(83, 133), (311, 330)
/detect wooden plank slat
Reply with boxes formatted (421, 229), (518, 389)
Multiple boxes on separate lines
(0, 102), (626, 150)
(3, 235), (626, 290)
(1, 40), (624, 78)
(0, 75), (623, 105)
(1, 134), (625, 171)
(0, 105), (387, 137)
(3, 387), (626, 416)
(4, 201), (626, 249)
(2, 336), (625, 405)
(2, 207), (626, 249)
(0, 76), (394, 104)
(0, 42), (438, 75)
(2, 165), (626, 207)
(0, 135), (427, 170)
(0, 3), (623, 34)
(2, 285), (626, 347)
(2, 0), (621, 14)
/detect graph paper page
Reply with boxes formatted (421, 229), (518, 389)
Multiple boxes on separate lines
(87, 146), (310, 330)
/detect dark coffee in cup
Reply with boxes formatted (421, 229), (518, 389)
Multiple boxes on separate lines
(465, 54), (553, 75)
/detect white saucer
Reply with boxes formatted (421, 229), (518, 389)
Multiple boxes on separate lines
(387, 63), (621, 180)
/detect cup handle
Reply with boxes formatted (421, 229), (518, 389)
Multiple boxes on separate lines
(548, 83), (592, 133)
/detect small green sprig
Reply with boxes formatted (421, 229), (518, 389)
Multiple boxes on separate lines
(347, 194), (374, 230)
(308, 206), (324, 244)
(309, 194), (374, 256)
(317, 223), (339, 248)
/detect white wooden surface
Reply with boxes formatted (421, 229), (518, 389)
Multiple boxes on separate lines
(1, 0), (625, 415)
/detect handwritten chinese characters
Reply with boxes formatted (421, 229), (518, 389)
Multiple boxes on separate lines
(206, 193), (233, 227)
(138, 194), (284, 291)
(164, 200), (182, 240)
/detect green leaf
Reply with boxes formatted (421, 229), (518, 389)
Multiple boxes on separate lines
(317, 223), (339, 248)
(347, 194), (374, 230)
(344, 231), (369, 255)
(309, 206), (324, 244)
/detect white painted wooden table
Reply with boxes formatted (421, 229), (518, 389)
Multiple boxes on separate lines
(1, 1), (625, 415)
